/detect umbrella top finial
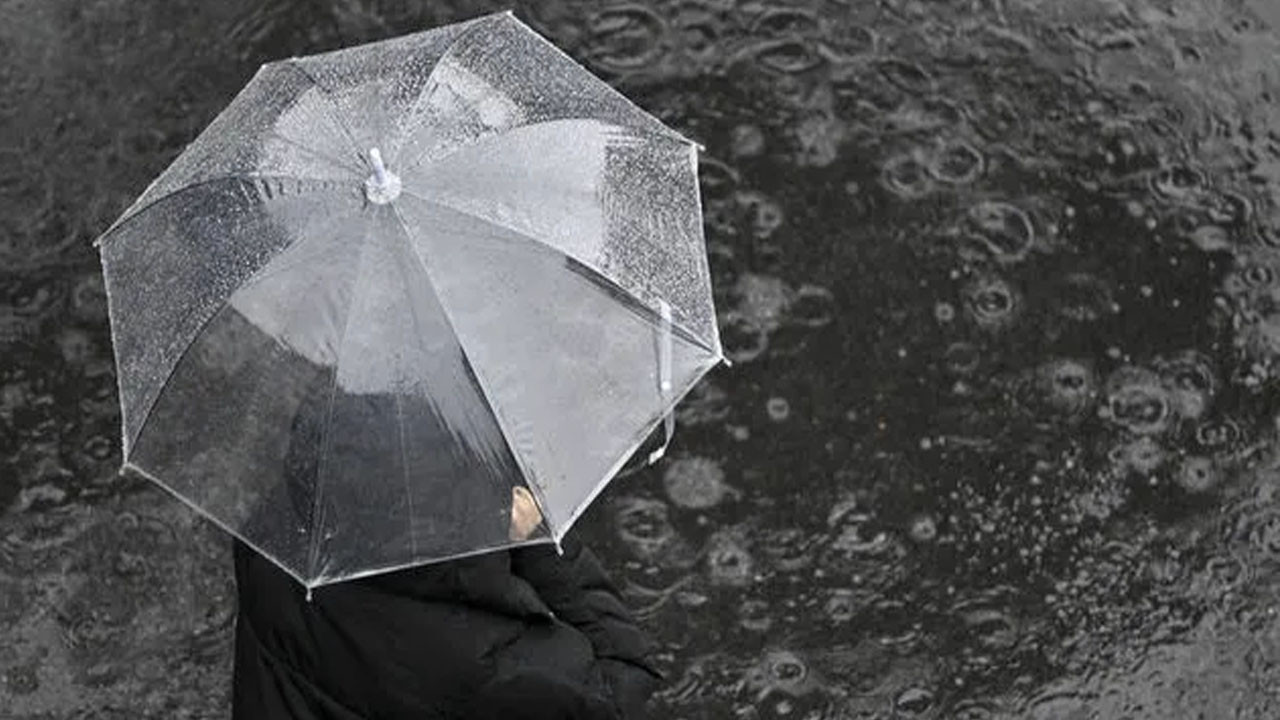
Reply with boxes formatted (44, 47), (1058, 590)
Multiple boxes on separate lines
(364, 147), (402, 204)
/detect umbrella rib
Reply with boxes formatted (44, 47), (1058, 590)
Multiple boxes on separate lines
(305, 213), (376, 582)
(130, 252), (343, 563)
(505, 12), (700, 149)
(399, 117), (689, 183)
(556, 352), (722, 541)
(230, 231), (360, 298)
(395, 10), (697, 175)
(397, 189), (716, 355)
(263, 128), (364, 175)
(113, 182), (359, 458)
(389, 12), (504, 174)
(96, 176), (350, 248)
(279, 59), (368, 170)
(386, 202), (560, 535)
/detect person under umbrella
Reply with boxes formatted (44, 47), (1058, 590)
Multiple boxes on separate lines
(93, 11), (727, 719)
(232, 377), (664, 720)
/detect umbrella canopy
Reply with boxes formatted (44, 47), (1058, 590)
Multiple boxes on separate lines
(94, 11), (725, 589)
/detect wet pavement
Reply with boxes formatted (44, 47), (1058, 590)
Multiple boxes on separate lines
(5, 0), (1280, 717)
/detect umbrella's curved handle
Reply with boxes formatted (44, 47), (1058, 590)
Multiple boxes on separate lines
(647, 300), (675, 465)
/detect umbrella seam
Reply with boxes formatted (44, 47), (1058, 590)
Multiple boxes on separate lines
(555, 354), (722, 539)
(96, 175), (350, 248)
(507, 13), (700, 149)
(261, 127), (365, 175)
(394, 11), (695, 175)
(385, 212), (506, 562)
(389, 12), (516, 174)
(308, 535), (557, 588)
(279, 59), (369, 168)
(121, 461), (312, 588)
(281, 11), (495, 67)
(98, 47), (375, 246)
(386, 202), (560, 536)
(398, 117), (693, 183)
(108, 178), (356, 457)
(94, 51), (366, 246)
(686, 144), (724, 360)
(397, 189), (717, 355)
(305, 208), (378, 582)
(127, 221), (361, 582)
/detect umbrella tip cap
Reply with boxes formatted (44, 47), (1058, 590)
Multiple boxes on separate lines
(365, 147), (402, 204)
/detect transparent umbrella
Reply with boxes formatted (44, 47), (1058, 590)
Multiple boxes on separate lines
(94, 11), (726, 590)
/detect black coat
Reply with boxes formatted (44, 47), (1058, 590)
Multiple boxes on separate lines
(231, 535), (663, 720)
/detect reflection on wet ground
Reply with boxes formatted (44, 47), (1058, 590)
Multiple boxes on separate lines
(4, 0), (1280, 716)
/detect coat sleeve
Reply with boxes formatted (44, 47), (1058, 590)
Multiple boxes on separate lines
(509, 535), (664, 709)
